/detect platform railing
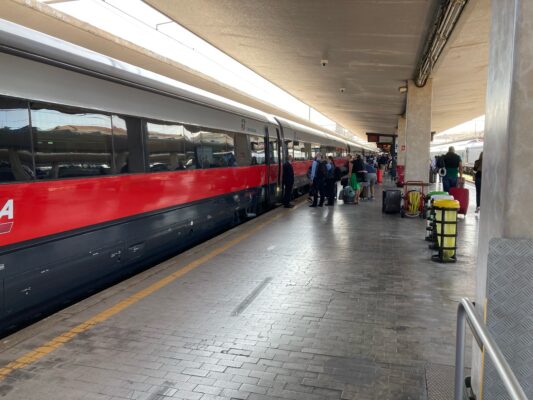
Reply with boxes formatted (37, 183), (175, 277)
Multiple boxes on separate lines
(455, 298), (528, 400)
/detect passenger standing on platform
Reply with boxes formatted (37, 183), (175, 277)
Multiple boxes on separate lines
(309, 153), (326, 207)
(347, 154), (361, 204)
(325, 156), (336, 206)
(473, 152), (482, 213)
(282, 155), (295, 208)
(353, 154), (367, 199)
(442, 146), (463, 192)
(365, 158), (377, 200)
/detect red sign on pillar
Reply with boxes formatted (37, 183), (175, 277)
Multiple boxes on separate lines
(401, 145), (406, 151)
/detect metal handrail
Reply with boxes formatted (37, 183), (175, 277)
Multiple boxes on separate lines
(455, 298), (528, 400)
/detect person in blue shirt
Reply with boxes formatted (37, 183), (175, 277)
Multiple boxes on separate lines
(309, 153), (326, 207)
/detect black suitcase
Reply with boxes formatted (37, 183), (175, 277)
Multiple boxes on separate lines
(382, 190), (401, 213)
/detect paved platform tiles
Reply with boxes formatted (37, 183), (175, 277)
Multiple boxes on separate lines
(0, 183), (479, 400)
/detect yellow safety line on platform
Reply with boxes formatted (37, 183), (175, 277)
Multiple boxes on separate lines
(0, 204), (299, 381)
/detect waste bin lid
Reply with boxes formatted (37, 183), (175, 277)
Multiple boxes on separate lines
(431, 194), (454, 201)
(434, 199), (460, 209)
(427, 191), (448, 197)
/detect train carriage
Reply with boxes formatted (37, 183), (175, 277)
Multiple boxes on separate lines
(0, 20), (363, 332)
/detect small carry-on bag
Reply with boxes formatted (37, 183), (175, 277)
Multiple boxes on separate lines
(382, 190), (402, 214)
(343, 186), (355, 204)
(449, 187), (469, 215)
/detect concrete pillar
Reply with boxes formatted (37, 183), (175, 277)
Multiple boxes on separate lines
(397, 115), (406, 166)
(404, 79), (432, 182)
(472, 1), (533, 397)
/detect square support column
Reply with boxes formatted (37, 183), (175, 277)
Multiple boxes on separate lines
(397, 115), (406, 167)
(472, 1), (533, 397)
(404, 79), (432, 183)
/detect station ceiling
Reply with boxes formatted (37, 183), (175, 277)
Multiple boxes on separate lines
(1, 0), (489, 140)
(145, 0), (439, 137)
(145, 0), (489, 136)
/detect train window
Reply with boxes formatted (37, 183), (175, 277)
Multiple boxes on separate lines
(145, 121), (188, 172)
(320, 145), (335, 157)
(231, 132), (252, 167)
(0, 98), (34, 183)
(293, 141), (305, 161)
(198, 129), (231, 168)
(182, 126), (198, 169)
(301, 142), (312, 160)
(249, 135), (265, 165)
(31, 103), (113, 179)
(268, 136), (279, 163)
(311, 143), (321, 159)
(225, 132), (238, 166)
(285, 140), (294, 159)
(112, 115), (145, 174)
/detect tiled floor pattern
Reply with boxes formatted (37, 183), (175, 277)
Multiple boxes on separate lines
(0, 183), (479, 399)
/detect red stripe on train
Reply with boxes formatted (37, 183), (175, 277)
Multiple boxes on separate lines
(0, 166), (268, 247)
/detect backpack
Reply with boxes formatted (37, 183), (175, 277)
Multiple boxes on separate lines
(326, 164), (335, 180)
(316, 160), (327, 179)
(343, 186), (355, 203)
(333, 166), (341, 182)
(436, 156), (445, 169)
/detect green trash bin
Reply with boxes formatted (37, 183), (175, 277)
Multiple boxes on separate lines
(424, 191), (448, 220)
(432, 199), (460, 263)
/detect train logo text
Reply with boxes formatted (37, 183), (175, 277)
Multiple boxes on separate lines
(0, 199), (14, 234)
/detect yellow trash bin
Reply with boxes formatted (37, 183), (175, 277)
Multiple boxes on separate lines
(432, 199), (460, 263)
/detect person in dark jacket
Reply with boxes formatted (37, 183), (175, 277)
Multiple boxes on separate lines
(473, 152), (482, 213)
(325, 156), (336, 206)
(282, 155), (295, 208)
(442, 146), (463, 192)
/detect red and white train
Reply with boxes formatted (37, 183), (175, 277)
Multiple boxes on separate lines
(0, 20), (366, 332)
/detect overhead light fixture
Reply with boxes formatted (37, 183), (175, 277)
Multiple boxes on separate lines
(399, 86), (407, 93)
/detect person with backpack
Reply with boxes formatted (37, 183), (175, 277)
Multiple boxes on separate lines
(309, 153), (326, 207)
(442, 146), (463, 192)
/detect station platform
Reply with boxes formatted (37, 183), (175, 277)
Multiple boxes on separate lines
(0, 183), (478, 400)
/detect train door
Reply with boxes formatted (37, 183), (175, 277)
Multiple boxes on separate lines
(267, 126), (282, 206)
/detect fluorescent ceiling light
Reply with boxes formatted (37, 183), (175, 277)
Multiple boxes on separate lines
(35, 0), (372, 146)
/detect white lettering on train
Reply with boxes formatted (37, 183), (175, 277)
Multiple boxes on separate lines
(0, 199), (13, 220)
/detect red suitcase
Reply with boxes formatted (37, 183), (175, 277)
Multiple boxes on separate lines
(449, 187), (469, 215)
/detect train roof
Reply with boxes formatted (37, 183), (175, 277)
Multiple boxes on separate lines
(276, 117), (344, 148)
(0, 19), (369, 150)
(0, 19), (276, 123)
(431, 139), (483, 153)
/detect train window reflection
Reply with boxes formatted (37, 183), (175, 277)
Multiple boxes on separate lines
(198, 129), (236, 168)
(285, 140), (294, 159)
(269, 136), (279, 163)
(249, 135), (265, 165)
(145, 121), (189, 172)
(31, 104), (113, 179)
(293, 141), (306, 161)
(0, 97), (34, 183)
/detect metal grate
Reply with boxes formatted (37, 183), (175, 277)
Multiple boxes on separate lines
(426, 363), (456, 400)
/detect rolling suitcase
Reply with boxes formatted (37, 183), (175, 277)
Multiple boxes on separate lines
(449, 187), (469, 215)
(382, 190), (401, 214)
